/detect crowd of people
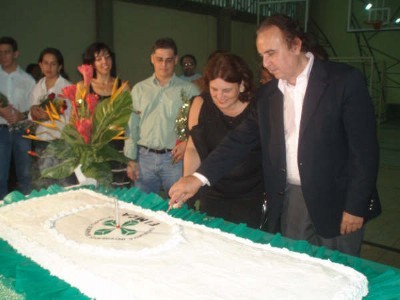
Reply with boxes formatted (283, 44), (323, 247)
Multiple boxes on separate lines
(0, 13), (381, 257)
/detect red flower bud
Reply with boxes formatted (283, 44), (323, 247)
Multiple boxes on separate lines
(27, 150), (39, 157)
(48, 93), (56, 100)
(75, 118), (93, 144)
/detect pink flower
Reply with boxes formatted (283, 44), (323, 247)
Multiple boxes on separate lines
(75, 118), (93, 144)
(85, 93), (99, 115)
(61, 85), (77, 102)
(78, 64), (94, 88)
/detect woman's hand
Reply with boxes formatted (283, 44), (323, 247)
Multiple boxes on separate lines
(30, 105), (49, 121)
(171, 140), (187, 164)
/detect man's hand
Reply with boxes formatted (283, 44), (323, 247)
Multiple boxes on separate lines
(0, 105), (25, 124)
(168, 175), (202, 208)
(340, 211), (364, 235)
(31, 105), (49, 121)
(0, 105), (14, 123)
(127, 160), (140, 181)
(171, 140), (187, 164)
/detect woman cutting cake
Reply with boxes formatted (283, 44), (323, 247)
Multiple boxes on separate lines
(183, 52), (265, 229)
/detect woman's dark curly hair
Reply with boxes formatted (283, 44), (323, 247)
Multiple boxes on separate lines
(82, 42), (116, 78)
(203, 52), (255, 103)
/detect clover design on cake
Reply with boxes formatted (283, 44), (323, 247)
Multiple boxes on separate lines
(44, 190), (184, 257)
(94, 218), (139, 236)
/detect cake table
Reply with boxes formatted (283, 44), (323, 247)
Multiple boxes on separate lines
(0, 185), (399, 299)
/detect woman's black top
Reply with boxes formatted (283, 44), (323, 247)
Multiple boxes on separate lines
(189, 91), (264, 228)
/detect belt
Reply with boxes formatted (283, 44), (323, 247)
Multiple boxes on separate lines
(140, 145), (172, 154)
(0, 124), (9, 128)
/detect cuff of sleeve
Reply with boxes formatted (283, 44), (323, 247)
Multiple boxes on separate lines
(192, 172), (210, 186)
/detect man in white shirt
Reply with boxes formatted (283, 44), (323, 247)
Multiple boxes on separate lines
(0, 36), (35, 199)
(168, 14), (380, 256)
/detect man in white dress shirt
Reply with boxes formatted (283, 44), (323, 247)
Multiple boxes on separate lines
(0, 36), (35, 199)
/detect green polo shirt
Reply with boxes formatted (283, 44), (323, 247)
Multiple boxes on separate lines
(124, 73), (199, 160)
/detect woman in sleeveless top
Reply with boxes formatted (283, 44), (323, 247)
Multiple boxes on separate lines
(79, 42), (131, 189)
(184, 53), (265, 229)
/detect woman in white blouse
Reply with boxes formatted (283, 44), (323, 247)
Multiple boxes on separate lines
(29, 47), (76, 188)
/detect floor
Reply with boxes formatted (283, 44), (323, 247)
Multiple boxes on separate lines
(361, 119), (400, 269)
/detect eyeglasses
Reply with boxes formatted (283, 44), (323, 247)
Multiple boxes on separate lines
(183, 62), (194, 67)
(154, 56), (175, 64)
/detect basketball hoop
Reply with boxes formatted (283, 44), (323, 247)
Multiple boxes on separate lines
(364, 20), (383, 30)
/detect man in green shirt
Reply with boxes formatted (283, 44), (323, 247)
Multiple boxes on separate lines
(125, 38), (199, 195)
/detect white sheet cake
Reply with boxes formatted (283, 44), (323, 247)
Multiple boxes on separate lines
(0, 189), (368, 299)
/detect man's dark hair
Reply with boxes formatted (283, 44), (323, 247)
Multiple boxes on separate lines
(0, 36), (18, 52)
(180, 54), (196, 66)
(151, 38), (178, 55)
(257, 14), (310, 52)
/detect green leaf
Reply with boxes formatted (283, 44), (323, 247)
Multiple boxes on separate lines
(91, 91), (132, 146)
(41, 157), (78, 179)
(122, 220), (139, 227)
(121, 227), (137, 235)
(81, 162), (113, 187)
(95, 144), (129, 164)
(94, 228), (114, 235)
(62, 124), (85, 145)
(41, 139), (76, 161)
(103, 220), (116, 226)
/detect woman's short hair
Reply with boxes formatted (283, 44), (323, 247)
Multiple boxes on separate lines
(203, 52), (254, 102)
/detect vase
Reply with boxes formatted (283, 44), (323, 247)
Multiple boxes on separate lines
(74, 164), (98, 187)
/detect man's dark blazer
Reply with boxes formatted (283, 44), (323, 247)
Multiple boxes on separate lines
(198, 58), (381, 238)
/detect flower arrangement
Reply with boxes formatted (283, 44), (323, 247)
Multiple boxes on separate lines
(23, 93), (68, 138)
(24, 64), (133, 187)
(38, 92), (68, 118)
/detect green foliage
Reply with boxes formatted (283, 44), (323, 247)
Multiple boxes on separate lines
(40, 91), (133, 188)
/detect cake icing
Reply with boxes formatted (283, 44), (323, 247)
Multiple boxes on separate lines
(0, 189), (368, 300)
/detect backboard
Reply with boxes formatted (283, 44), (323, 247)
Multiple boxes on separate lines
(348, 0), (400, 32)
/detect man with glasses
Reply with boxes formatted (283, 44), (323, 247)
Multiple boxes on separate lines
(125, 38), (199, 195)
(179, 54), (202, 82)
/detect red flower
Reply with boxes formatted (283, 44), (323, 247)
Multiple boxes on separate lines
(75, 118), (92, 144)
(86, 93), (99, 115)
(61, 85), (77, 103)
(48, 93), (56, 100)
(78, 64), (94, 88)
(27, 150), (39, 157)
